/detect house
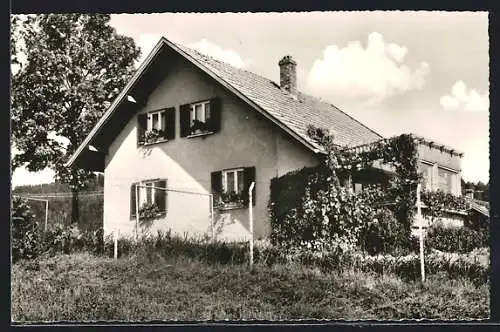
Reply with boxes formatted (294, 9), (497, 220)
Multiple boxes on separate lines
(347, 135), (467, 232)
(66, 36), (465, 241)
(66, 37), (384, 241)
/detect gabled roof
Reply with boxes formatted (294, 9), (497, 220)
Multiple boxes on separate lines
(66, 37), (383, 168)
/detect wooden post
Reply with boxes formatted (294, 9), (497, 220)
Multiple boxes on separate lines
(209, 194), (215, 241)
(113, 229), (118, 260)
(135, 184), (140, 242)
(44, 200), (49, 232)
(416, 183), (425, 283)
(248, 182), (255, 269)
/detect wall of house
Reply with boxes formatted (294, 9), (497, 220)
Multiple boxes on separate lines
(417, 143), (462, 196)
(104, 55), (318, 241)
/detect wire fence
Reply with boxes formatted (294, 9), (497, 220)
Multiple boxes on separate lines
(13, 191), (104, 232)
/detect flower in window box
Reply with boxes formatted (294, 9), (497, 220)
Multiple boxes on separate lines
(217, 191), (245, 209)
(138, 202), (161, 220)
(190, 118), (212, 135)
(144, 129), (162, 143)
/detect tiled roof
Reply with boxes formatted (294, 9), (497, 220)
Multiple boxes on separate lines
(175, 43), (383, 149)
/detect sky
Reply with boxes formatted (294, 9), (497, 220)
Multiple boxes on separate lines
(11, 11), (489, 187)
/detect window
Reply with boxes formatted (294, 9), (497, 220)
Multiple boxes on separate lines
(211, 167), (255, 210)
(137, 107), (175, 145)
(420, 162), (433, 191)
(223, 168), (245, 195)
(130, 179), (167, 218)
(180, 98), (221, 137)
(438, 167), (456, 194)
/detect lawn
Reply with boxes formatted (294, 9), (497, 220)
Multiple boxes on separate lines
(11, 251), (489, 321)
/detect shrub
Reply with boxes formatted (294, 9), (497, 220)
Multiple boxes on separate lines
(359, 208), (407, 255)
(425, 224), (488, 253)
(11, 197), (41, 262)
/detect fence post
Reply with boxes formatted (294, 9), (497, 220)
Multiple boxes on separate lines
(209, 194), (215, 241)
(248, 182), (255, 269)
(113, 229), (118, 260)
(45, 200), (49, 232)
(135, 184), (140, 242)
(416, 183), (425, 283)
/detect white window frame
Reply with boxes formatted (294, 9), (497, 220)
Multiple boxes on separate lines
(139, 180), (156, 206)
(147, 110), (166, 132)
(190, 100), (211, 125)
(222, 168), (244, 194)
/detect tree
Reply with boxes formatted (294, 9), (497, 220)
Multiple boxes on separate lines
(11, 14), (140, 223)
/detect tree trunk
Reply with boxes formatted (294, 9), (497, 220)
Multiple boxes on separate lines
(70, 169), (80, 225)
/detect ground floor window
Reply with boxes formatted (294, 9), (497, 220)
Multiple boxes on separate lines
(130, 179), (167, 218)
(211, 167), (256, 210)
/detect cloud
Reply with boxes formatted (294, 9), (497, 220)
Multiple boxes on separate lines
(306, 32), (430, 105)
(439, 80), (489, 112)
(188, 39), (246, 68)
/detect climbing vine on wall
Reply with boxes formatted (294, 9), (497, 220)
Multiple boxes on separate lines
(306, 125), (421, 236)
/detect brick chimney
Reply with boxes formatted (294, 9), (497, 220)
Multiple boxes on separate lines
(279, 55), (297, 95)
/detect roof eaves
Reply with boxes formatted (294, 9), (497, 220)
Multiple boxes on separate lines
(65, 38), (168, 168)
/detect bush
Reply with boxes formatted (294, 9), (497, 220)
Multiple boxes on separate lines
(11, 197), (41, 262)
(359, 208), (407, 255)
(425, 224), (489, 253)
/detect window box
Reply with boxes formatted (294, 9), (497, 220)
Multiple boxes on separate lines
(215, 190), (246, 210)
(186, 131), (215, 139)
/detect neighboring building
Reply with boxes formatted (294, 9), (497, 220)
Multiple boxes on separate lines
(349, 135), (467, 232)
(67, 37), (469, 241)
(66, 37), (382, 241)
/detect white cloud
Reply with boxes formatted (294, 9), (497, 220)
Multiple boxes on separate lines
(306, 32), (430, 105)
(188, 39), (246, 68)
(440, 80), (489, 112)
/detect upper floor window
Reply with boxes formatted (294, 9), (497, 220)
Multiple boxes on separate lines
(137, 107), (175, 145)
(180, 97), (221, 138)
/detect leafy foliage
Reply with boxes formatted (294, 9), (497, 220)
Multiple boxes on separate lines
(421, 190), (468, 223)
(270, 126), (422, 253)
(144, 129), (163, 143)
(138, 202), (161, 221)
(425, 224), (489, 253)
(11, 14), (140, 222)
(359, 207), (408, 255)
(11, 197), (41, 262)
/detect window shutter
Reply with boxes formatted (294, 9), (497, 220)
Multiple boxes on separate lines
(137, 114), (147, 145)
(209, 97), (221, 133)
(243, 167), (256, 206)
(156, 180), (167, 212)
(180, 104), (191, 137)
(130, 183), (137, 218)
(164, 108), (176, 140)
(211, 171), (222, 195)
